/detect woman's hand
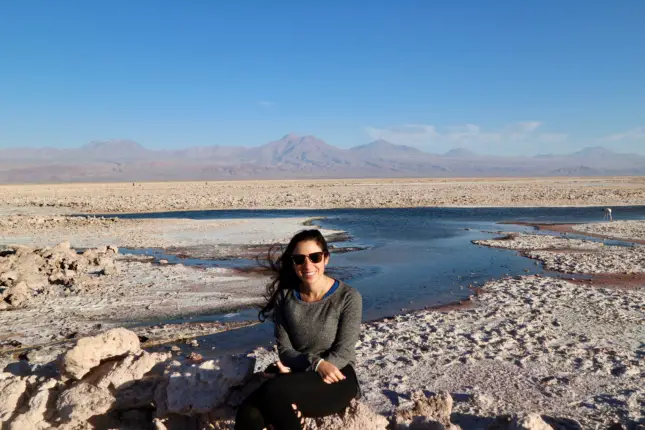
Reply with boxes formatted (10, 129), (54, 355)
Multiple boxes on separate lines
(276, 360), (291, 374)
(316, 360), (346, 384)
(262, 360), (291, 379)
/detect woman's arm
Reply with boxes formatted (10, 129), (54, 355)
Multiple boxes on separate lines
(274, 290), (322, 371)
(275, 316), (320, 371)
(320, 289), (362, 369)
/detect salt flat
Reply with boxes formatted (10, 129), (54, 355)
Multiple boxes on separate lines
(1, 177), (645, 214)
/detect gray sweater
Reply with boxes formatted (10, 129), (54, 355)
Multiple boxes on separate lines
(274, 281), (362, 372)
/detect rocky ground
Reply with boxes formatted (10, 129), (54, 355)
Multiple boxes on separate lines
(0, 326), (581, 430)
(475, 231), (645, 275)
(573, 220), (645, 242)
(0, 242), (267, 361)
(1, 177), (645, 214)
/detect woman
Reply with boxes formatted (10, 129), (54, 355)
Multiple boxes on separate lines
(235, 229), (362, 430)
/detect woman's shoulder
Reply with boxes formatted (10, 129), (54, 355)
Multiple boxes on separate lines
(337, 281), (362, 302)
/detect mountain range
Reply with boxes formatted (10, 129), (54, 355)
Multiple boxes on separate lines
(1, 134), (644, 183)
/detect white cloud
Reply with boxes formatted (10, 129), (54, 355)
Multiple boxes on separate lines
(365, 121), (566, 151)
(257, 100), (275, 108)
(600, 126), (645, 142)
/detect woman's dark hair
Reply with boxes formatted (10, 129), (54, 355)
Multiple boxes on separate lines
(258, 229), (329, 322)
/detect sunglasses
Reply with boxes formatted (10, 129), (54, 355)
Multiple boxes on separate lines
(291, 252), (327, 265)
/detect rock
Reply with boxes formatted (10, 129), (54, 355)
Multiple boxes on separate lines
(7, 378), (59, 430)
(393, 391), (454, 428)
(112, 378), (159, 410)
(1, 243), (117, 308)
(0, 373), (27, 422)
(186, 352), (203, 363)
(0, 270), (18, 283)
(106, 245), (118, 254)
(62, 328), (141, 379)
(51, 241), (72, 252)
(82, 249), (100, 265)
(158, 355), (255, 415)
(611, 365), (640, 377)
(4, 281), (31, 306)
(472, 392), (494, 409)
(159, 259), (169, 265)
(56, 382), (115, 423)
(86, 350), (171, 389)
(308, 399), (389, 430)
(99, 258), (118, 276)
(509, 413), (554, 430)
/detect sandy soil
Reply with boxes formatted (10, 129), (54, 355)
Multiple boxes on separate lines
(1, 177), (645, 213)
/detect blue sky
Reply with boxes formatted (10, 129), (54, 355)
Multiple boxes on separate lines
(1, 0), (644, 155)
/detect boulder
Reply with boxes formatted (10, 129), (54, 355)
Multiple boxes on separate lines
(62, 328), (141, 379)
(56, 382), (115, 423)
(7, 378), (59, 430)
(82, 249), (100, 265)
(393, 391), (454, 429)
(113, 378), (159, 410)
(86, 350), (171, 389)
(1, 243), (118, 309)
(0, 270), (18, 284)
(308, 399), (389, 430)
(158, 355), (255, 415)
(98, 257), (119, 276)
(3, 281), (31, 306)
(509, 414), (554, 430)
(0, 373), (26, 422)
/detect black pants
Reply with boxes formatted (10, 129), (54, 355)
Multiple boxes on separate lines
(234, 365), (358, 430)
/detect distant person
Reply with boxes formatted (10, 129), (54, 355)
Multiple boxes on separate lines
(235, 229), (362, 430)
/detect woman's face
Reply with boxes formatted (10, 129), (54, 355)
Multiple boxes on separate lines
(291, 240), (329, 286)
